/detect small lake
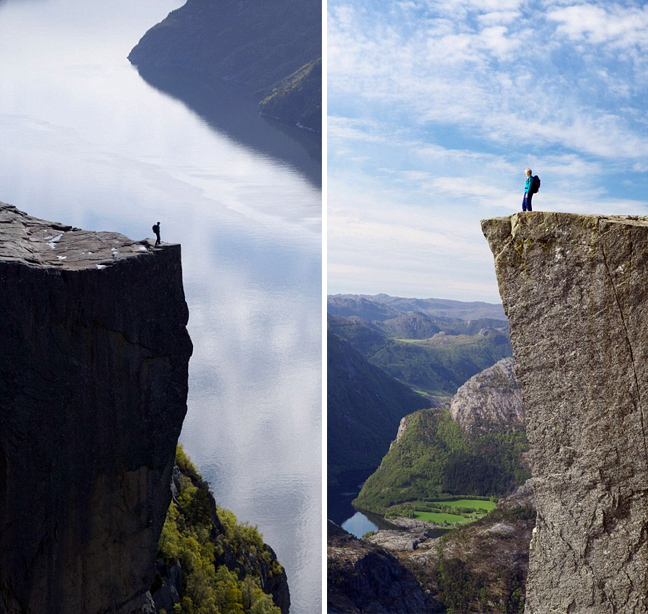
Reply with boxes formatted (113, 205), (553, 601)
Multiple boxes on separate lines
(328, 484), (399, 537)
(329, 483), (454, 540)
(0, 1), (321, 612)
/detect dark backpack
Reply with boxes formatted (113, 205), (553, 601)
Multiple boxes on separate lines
(152, 224), (157, 234)
(531, 175), (541, 194)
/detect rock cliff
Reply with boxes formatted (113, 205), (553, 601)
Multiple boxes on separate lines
(482, 211), (648, 613)
(0, 204), (192, 613)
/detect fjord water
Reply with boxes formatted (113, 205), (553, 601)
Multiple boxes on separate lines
(0, 1), (322, 612)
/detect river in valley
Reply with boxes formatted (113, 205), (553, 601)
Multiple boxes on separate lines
(0, 1), (322, 612)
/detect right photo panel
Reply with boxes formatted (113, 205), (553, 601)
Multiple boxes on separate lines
(327, 1), (648, 612)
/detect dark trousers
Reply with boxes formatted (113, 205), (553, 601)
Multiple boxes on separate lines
(522, 193), (533, 211)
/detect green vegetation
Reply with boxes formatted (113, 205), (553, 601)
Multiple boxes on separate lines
(260, 58), (321, 131)
(413, 497), (496, 526)
(354, 409), (529, 513)
(154, 445), (282, 614)
(384, 497), (497, 526)
(415, 511), (467, 524)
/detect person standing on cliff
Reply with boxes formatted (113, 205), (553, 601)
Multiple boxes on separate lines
(153, 221), (161, 246)
(522, 169), (534, 211)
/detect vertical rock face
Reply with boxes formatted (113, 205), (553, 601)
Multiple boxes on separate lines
(482, 212), (648, 613)
(0, 205), (192, 613)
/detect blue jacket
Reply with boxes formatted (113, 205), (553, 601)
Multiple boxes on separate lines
(524, 176), (533, 194)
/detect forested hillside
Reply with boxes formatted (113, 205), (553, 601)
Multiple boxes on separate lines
(355, 358), (529, 514)
(327, 294), (512, 486)
(354, 407), (529, 513)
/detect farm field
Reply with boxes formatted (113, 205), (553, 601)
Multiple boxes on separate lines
(408, 498), (497, 526)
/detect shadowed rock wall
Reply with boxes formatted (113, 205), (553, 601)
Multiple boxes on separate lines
(482, 211), (648, 613)
(0, 205), (192, 613)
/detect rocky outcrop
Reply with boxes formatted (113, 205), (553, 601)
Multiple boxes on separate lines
(406, 480), (535, 614)
(483, 211), (648, 613)
(327, 521), (434, 614)
(450, 357), (524, 435)
(0, 204), (192, 613)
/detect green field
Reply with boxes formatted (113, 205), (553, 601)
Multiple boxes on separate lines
(412, 511), (471, 524)
(404, 498), (497, 526)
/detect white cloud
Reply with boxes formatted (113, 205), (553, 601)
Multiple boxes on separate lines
(547, 3), (648, 49)
(329, 0), (648, 160)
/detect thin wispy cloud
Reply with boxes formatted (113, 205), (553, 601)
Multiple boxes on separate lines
(328, 0), (648, 302)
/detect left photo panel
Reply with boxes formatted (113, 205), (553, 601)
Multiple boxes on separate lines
(0, 1), (322, 613)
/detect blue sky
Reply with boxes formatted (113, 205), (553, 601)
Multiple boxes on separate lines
(327, 0), (648, 302)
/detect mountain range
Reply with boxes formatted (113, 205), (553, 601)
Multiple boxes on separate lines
(327, 294), (512, 486)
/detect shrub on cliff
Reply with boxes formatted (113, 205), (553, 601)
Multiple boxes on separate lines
(155, 446), (282, 614)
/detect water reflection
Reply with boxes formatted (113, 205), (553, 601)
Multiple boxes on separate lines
(329, 484), (400, 538)
(134, 66), (322, 188)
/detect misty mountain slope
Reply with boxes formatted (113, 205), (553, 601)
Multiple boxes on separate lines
(329, 313), (512, 396)
(328, 293), (507, 322)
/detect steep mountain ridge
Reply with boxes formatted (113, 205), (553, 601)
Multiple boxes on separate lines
(128, 0), (321, 133)
(327, 327), (430, 484)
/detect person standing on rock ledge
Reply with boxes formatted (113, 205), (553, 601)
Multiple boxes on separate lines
(153, 221), (161, 246)
(522, 169), (534, 211)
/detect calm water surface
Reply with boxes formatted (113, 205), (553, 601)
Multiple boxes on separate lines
(0, 1), (321, 612)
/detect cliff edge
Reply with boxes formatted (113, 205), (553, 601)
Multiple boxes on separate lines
(482, 211), (648, 613)
(0, 204), (192, 613)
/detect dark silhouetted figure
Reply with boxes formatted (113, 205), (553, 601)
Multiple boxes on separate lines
(153, 221), (161, 246)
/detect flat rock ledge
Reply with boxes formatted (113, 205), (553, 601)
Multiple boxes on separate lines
(482, 211), (648, 614)
(0, 204), (162, 268)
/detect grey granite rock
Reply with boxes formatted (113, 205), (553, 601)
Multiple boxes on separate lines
(450, 356), (524, 435)
(0, 204), (192, 613)
(483, 211), (648, 614)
